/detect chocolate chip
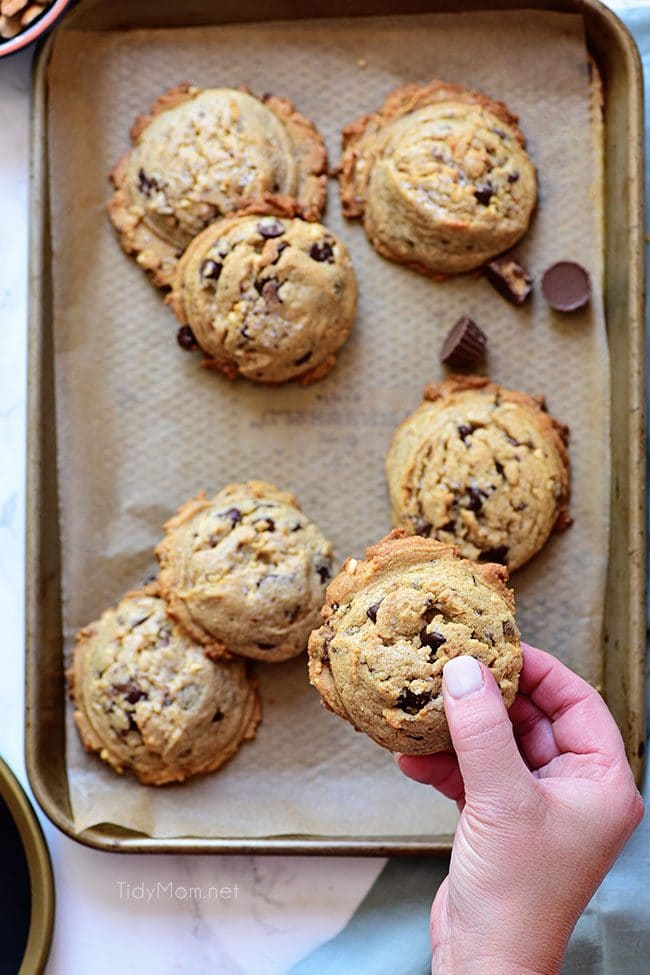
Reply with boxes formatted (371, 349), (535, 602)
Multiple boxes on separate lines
(420, 628), (446, 652)
(397, 688), (432, 715)
(466, 487), (485, 512)
(503, 619), (516, 638)
(474, 183), (493, 206)
(271, 240), (289, 265)
(256, 642), (276, 650)
(176, 325), (199, 351)
(256, 517), (275, 531)
(484, 253), (533, 306)
(495, 461), (505, 477)
(508, 171), (520, 183)
(113, 680), (147, 705)
(541, 261), (591, 312)
(514, 501), (527, 511)
(225, 507), (242, 524)
(257, 218), (285, 239)
(291, 522), (303, 532)
(440, 520), (456, 532)
(458, 424), (477, 444)
(137, 168), (159, 197)
(315, 558), (332, 584)
(309, 241), (334, 262)
(441, 316), (487, 369)
(294, 350), (313, 366)
(127, 714), (139, 733)
(366, 602), (381, 623)
(200, 258), (223, 282)
(261, 278), (282, 305)
(212, 708), (224, 722)
(413, 517), (431, 536)
(479, 546), (509, 565)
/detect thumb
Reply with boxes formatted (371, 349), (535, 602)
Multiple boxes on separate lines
(442, 655), (530, 807)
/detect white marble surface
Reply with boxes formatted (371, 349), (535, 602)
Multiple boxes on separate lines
(0, 2), (640, 971)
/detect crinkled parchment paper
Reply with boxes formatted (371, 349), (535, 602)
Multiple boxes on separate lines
(46, 10), (608, 837)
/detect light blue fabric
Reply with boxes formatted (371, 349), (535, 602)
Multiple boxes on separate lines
(289, 9), (650, 973)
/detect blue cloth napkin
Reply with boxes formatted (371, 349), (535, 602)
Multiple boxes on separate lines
(289, 9), (650, 973)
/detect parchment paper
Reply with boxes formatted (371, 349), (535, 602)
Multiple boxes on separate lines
(46, 10), (609, 838)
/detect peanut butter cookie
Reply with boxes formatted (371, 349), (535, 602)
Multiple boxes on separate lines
(108, 83), (328, 287)
(168, 198), (357, 384)
(308, 530), (522, 754)
(386, 375), (570, 571)
(156, 481), (335, 662)
(67, 585), (260, 785)
(340, 80), (536, 276)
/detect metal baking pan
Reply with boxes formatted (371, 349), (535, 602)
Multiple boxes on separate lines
(25, 0), (645, 855)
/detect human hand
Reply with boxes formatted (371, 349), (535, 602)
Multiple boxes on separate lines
(397, 642), (644, 975)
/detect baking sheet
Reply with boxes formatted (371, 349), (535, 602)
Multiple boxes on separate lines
(46, 10), (608, 837)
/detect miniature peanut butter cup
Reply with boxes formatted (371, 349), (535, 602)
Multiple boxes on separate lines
(484, 253), (533, 305)
(541, 261), (591, 312)
(441, 316), (487, 369)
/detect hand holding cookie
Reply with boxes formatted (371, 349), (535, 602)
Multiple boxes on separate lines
(398, 644), (643, 975)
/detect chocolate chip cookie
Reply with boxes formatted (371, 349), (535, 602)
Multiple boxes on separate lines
(340, 80), (537, 276)
(108, 83), (328, 287)
(167, 198), (358, 384)
(67, 585), (261, 785)
(156, 481), (335, 662)
(386, 375), (570, 571)
(308, 530), (521, 754)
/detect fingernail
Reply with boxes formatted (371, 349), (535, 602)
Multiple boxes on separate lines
(443, 655), (484, 700)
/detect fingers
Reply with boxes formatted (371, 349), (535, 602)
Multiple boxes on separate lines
(509, 693), (560, 770)
(519, 642), (628, 762)
(442, 655), (530, 805)
(396, 752), (465, 804)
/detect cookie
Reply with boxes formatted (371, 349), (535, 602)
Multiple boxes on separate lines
(308, 530), (522, 754)
(156, 481), (335, 662)
(67, 585), (260, 785)
(340, 80), (537, 276)
(167, 198), (358, 384)
(386, 375), (570, 571)
(108, 83), (328, 287)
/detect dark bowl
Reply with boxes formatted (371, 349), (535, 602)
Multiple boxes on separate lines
(0, 756), (54, 974)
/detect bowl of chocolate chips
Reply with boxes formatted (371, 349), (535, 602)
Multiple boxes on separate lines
(0, 0), (70, 57)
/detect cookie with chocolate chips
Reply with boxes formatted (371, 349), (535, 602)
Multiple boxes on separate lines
(340, 80), (537, 276)
(386, 375), (571, 571)
(308, 530), (522, 754)
(108, 83), (328, 287)
(156, 481), (335, 662)
(167, 198), (357, 384)
(67, 584), (260, 785)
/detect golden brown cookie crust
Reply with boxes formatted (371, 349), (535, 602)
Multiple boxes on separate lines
(108, 84), (328, 289)
(386, 375), (571, 571)
(167, 195), (358, 385)
(67, 583), (261, 786)
(156, 482), (335, 662)
(340, 79), (536, 277)
(308, 529), (521, 754)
